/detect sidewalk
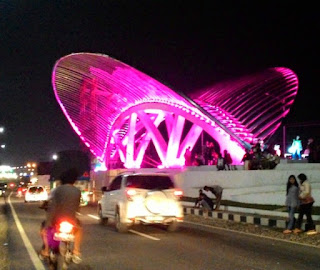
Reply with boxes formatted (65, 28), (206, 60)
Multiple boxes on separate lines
(182, 202), (320, 232)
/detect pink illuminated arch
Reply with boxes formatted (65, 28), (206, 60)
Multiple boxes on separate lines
(52, 53), (298, 168)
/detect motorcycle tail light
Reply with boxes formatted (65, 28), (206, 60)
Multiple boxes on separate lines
(59, 221), (74, 234)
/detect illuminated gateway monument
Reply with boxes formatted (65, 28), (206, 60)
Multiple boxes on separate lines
(52, 53), (298, 169)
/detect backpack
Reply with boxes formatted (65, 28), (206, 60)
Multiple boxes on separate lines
(217, 157), (225, 169)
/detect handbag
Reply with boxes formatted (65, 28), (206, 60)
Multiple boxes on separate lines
(300, 196), (315, 204)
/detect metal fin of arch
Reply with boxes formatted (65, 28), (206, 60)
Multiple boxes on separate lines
(52, 53), (298, 168)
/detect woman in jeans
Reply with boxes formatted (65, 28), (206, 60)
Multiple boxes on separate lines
(294, 173), (317, 235)
(283, 175), (300, 234)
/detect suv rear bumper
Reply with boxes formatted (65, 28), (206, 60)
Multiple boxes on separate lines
(127, 216), (183, 225)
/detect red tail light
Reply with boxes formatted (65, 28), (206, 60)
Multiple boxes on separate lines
(126, 189), (136, 196)
(58, 221), (74, 234)
(126, 188), (137, 200)
(174, 189), (183, 197)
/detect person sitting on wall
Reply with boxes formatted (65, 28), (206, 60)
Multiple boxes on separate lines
(192, 153), (204, 166)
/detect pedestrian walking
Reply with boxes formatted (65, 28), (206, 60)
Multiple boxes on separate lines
(283, 175), (299, 234)
(203, 185), (223, 210)
(293, 173), (317, 235)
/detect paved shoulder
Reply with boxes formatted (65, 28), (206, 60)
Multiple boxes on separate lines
(184, 214), (320, 248)
(0, 197), (9, 270)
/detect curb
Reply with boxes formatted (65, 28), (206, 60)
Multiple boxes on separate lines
(183, 206), (320, 232)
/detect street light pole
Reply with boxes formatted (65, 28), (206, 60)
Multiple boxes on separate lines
(201, 131), (204, 158)
(282, 125), (286, 158)
(0, 126), (4, 165)
(282, 102), (286, 157)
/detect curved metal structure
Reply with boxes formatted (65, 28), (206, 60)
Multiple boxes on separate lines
(52, 53), (298, 168)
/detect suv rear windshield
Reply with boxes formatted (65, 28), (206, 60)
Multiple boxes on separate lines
(28, 186), (44, 193)
(126, 175), (174, 190)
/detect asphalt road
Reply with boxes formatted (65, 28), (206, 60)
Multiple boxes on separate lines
(5, 193), (320, 270)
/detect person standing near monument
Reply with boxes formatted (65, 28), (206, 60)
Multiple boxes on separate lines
(184, 146), (192, 166)
(294, 173), (317, 235)
(283, 175), (299, 234)
(289, 136), (303, 160)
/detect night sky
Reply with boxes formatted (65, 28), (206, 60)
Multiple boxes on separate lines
(0, 1), (318, 165)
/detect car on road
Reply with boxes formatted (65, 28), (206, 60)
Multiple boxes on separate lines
(98, 172), (184, 233)
(0, 182), (7, 197)
(24, 185), (48, 203)
(17, 186), (28, 197)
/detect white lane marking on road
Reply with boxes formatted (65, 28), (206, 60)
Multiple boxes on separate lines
(8, 193), (46, 270)
(129, 230), (160, 241)
(87, 214), (160, 240)
(183, 221), (320, 249)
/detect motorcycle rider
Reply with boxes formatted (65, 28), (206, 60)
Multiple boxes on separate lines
(40, 168), (83, 264)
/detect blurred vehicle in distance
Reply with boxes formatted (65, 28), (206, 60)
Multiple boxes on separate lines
(80, 189), (92, 206)
(75, 179), (92, 206)
(0, 182), (7, 197)
(25, 185), (48, 203)
(17, 186), (28, 197)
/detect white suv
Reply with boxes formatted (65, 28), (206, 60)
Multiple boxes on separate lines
(98, 172), (184, 232)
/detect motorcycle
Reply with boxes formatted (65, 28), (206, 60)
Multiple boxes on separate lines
(39, 203), (77, 270)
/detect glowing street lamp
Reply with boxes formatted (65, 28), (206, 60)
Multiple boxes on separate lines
(52, 154), (58, 160)
(0, 127), (5, 154)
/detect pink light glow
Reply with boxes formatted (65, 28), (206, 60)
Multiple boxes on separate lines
(52, 53), (299, 168)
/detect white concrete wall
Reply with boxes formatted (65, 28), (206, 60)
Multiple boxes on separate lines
(91, 163), (320, 206)
(174, 163), (320, 206)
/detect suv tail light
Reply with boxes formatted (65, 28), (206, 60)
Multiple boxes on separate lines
(126, 188), (137, 200)
(174, 189), (183, 197)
